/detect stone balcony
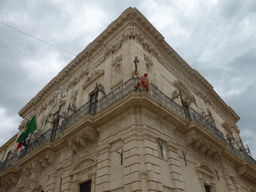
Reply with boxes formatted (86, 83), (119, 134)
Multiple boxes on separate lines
(0, 77), (255, 177)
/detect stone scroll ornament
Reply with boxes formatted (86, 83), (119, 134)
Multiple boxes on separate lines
(134, 73), (150, 91)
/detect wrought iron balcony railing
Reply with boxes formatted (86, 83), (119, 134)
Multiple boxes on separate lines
(0, 77), (255, 172)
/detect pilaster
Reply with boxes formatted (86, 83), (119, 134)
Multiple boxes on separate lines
(232, 177), (242, 192)
(45, 169), (57, 192)
(142, 133), (163, 192)
(96, 143), (111, 192)
(166, 141), (185, 192)
(122, 132), (141, 192)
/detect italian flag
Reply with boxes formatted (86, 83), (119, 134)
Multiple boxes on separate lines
(16, 114), (37, 150)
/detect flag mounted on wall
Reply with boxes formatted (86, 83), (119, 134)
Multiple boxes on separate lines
(16, 114), (37, 150)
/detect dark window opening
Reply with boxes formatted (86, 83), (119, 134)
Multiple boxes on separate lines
(89, 92), (96, 115)
(80, 180), (91, 192)
(182, 100), (191, 120)
(205, 185), (211, 192)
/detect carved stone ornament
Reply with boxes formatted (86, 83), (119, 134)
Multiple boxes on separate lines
(142, 39), (152, 52)
(88, 67), (96, 79)
(51, 87), (68, 115)
(79, 68), (89, 79)
(19, 121), (26, 130)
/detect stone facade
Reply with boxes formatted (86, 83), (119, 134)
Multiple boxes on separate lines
(0, 7), (256, 192)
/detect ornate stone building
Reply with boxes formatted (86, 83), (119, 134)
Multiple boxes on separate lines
(0, 7), (255, 192)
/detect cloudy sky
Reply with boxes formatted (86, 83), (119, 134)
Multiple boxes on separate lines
(0, 0), (256, 158)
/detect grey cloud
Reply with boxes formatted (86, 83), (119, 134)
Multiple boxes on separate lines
(218, 0), (256, 22)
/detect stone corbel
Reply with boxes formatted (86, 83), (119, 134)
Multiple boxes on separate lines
(238, 165), (256, 182)
(185, 130), (199, 146)
(23, 164), (32, 177)
(77, 136), (89, 147)
(199, 143), (209, 153)
(151, 46), (159, 57)
(45, 152), (56, 165)
(68, 140), (80, 153)
(126, 26), (135, 39)
(1, 178), (11, 189)
(30, 161), (43, 183)
(2, 174), (19, 189)
(39, 158), (49, 168)
(105, 45), (115, 56)
(205, 147), (215, 157)
(83, 126), (98, 141)
(193, 139), (203, 150)
(141, 39), (152, 52)
(212, 151), (222, 161)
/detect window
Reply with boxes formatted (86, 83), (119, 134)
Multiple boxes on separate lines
(205, 185), (211, 192)
(89, 92), (96, 115)
(80, 180), (91, 192)
(182, 100), (191, 120)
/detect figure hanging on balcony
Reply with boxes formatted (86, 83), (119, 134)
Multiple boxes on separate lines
(134, 73), (150, 91)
